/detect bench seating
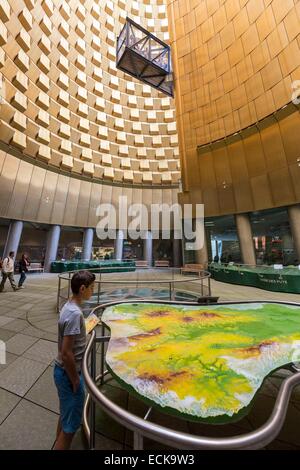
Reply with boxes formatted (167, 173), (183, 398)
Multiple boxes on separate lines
(27, 262), (44, 273)
(154, 260), (170, 268)
(181, 263), (204, 276)
(135, 260), (149, 268)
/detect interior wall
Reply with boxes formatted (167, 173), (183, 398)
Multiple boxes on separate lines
(168, 0), (300, 216)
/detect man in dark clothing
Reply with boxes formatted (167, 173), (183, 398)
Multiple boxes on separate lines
(18, 254), (30, 289)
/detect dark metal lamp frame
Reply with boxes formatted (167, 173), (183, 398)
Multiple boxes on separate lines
(116, 17), (174, 97)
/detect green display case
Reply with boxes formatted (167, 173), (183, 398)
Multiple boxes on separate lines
(209, 263), (300, 293)
(51, 259), (136, 273)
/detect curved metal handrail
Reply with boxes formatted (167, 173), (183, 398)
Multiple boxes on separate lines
(82, 299), (300, 450)
(57, 267), (212, 313)
(58, 266), (210, 283)
(83, 331), (300, 450)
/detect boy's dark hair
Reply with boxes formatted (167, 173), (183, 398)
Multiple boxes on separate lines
(9, 251), (15, 257)
(71, 271), (95, 295)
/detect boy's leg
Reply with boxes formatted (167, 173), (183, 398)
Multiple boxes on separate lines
(53, 430), (75, 450)
(56, 417), (62, 440)
(53, 366), (84, 450)
(8, 273), (17, 291)
(0, 273), (7, 292)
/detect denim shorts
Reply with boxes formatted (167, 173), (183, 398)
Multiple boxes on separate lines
(53, 364), (85, 434)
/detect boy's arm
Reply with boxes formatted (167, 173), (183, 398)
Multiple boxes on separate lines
(61, 335), (80, 393)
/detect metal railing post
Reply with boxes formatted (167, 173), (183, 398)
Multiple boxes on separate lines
(101, 322), (105, 385)
(133, 431), (144, 450)
(57, 275), (61, 314)
(89, 338), (96, 450)
(67, 271), (71, 299)
(97, 279), (100, 305)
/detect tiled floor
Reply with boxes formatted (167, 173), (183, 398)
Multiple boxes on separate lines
(0, 271), (300, 450)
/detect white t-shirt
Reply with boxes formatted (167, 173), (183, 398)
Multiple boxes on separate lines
(2, 257), (14, 273)
(55, 300), (87, 372)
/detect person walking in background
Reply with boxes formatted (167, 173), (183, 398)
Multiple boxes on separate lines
(0, 251), (18, 292)
(18, 253), (30, 289)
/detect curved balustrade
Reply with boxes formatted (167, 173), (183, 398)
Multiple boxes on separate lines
(56, 267), (212, 313)
(82, 300), (300, 450)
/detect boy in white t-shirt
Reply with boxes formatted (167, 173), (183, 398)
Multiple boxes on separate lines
(53, 270), (95, 450)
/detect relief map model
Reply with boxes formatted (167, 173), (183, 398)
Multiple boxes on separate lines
(102, 302), (300, 423)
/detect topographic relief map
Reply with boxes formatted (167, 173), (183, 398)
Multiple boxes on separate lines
(102, 302), (300, 423)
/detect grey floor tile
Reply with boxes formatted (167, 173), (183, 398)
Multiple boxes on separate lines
(4, 310), (27, 320)
(42, 332), (58, 342)
(0, 328), (16, 342)
(25, 366), (59, 414)
(0, 352), (19, 373)
(26, 314), (56, 322)
(1, 319), (30, 333)
(21, 326), (46, 339)
(6, 334), (38, 356)
(31, 319), (57, 330)
(0, 388), (21, 425)
(18, 303), (35, 311)
(23, 339), (57, 365)
(0, 316), (15, 327)
(0, 399), (57, 449)
(0, 356), (47, 397)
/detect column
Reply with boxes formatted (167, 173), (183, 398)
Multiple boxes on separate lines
(82, 228), (94, 261)
(3, 220), (23, 258)
(114, 230), (124, 261)
(195, 229), (209, 267)
(44, 225), (61, 272)
(143, 231), (153, 266)
(172, 237), (182, 267)
(235, 213), (256, 265)
(288, 204), (300, 263)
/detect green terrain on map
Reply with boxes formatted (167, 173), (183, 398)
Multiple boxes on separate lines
(102, 302), (300, 423)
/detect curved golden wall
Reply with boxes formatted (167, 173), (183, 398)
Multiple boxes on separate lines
(168, 0), (300, 215)
(0, 0), (180, 187)
(0, 149), (179, 227)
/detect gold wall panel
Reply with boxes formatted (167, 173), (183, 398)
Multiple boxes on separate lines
(268, 167), (295, 206)
(0, 152), (20, 217)
(0, 151), (179, 228)
(75, 180), (92, 227)
(51, 174), (70, 225)
(0, 0), (180, 187)
(250, 174), (273, 211)
(6, 159), (33, 219)
(87, 182), (102, 228)
(168, 0), (300, 216)
(63, 177), (81, 227)
(36, 170), (58, 223)
(23, 165), (46, 222)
